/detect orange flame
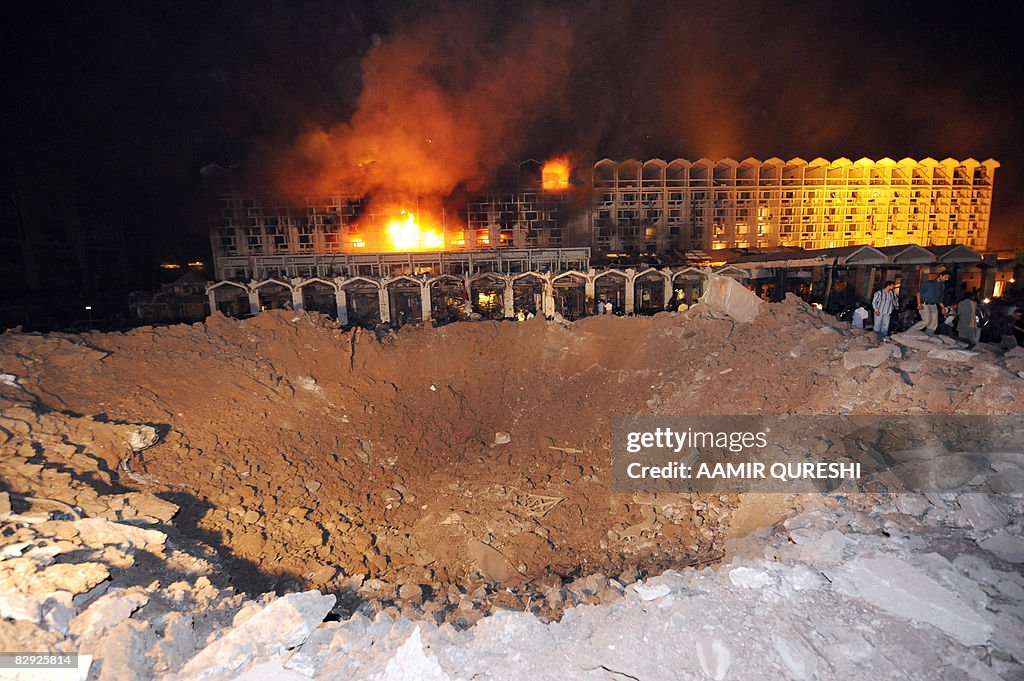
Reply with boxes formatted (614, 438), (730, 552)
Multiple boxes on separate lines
(386, 211), (444, 251)
(542, 156), (570, 190)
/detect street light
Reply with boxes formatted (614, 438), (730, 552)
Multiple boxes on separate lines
(85, 305), (93, 326)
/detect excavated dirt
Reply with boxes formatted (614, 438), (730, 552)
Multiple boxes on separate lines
(2, 297), (1022, 625)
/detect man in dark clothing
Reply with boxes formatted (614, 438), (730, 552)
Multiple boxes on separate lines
(1013, 310), (1024, 347)
(909, 271), (951, 335)
(956, 291), (980, 349)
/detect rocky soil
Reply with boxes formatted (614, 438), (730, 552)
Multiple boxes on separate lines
(1, 280), (1022, 679)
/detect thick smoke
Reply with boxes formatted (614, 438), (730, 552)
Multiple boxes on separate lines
(271, 2), (575, 207)
(257, 1), (1019, 246)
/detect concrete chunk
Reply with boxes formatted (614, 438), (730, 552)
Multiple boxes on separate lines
(631, 582), (671, 601)
(0, 559), (110, 597)
(43, 591), (77, 634)
(891, 331), (942, 351)
(843, 345), (899, 370)
(698, 275), (762, 323)
(958, 494), (1010, 532)
(379, 626), (452, 681)
(69, 590), (149, 640)
(772, 634), (817, 680)
(797, 529), (848, 565)
(124, 493), (179, 523)
(150, 612), (196, 675)
(728, 566), (774, 589)
(695, 635), (732, 681)
(0, 591), (42, 623)
(178, 590), (335, 681)
(926, 348), (977, 362)
(93, 619), (156, 681)
(895, 493), (930, 517)
(74, 518), (167, 550)
(979, 530), (1024, 564)
(830, 555), (992, 646)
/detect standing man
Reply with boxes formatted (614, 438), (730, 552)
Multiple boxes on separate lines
(956, 291), (980, 349)
(871, 280), (898, 337)
(909, 271), (951, 336)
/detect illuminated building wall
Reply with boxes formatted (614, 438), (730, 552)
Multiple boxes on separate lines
(591, 157), (999, 254)
(210, 156), (998, 276)
(215, 193), (369, 258)
(211, 192), (457, 259)
(210, 160), (577, 271)
(466, 160), (573, 249)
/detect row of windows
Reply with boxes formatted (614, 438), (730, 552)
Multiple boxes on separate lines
(595, 189), (991, 203)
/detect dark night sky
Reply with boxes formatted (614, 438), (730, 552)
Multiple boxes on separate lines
(3, 0), (1022, 269)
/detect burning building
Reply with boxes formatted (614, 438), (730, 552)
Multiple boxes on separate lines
(210, 156), (997, 282)
(208, 156), (591, 281)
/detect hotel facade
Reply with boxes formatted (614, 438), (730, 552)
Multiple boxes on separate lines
(209, 157), (998, 281)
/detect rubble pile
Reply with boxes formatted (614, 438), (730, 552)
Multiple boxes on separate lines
(1, 286), (1022, 678)
(0, 406), (256, 680)
(223, 492), (1024, 681)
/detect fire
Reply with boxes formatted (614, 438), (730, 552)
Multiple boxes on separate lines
(386, 211), (444, 251)
(542, 157), (570, 190)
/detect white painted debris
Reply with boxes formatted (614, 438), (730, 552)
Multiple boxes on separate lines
(296, 376), (323, 396)
(821, 632), (875, 667)
(74, 518), (167, 550)
(926, 348), (977, 362)
(631, 582), (672, 601)
(0, 590), (42, 623)
(979, 530), (1024, 564)
(1, 560), (110, 596)
(698, 275), (762, 323)
(843, 345), (899, 370)
(127, 425), (159, 451)
(728, 566), (774, 589)
(783, 565), (825, 592)
(772, 634), (818, 680)
(830, 555), (992, 646)
(0, 541), (31, 558)
(796, 529), (848, 565)
(281, 625), (337, 677)
(895, 493), (931, 517)
(375, 626), (452, 681)
(178, 590), (335, 680)
(695, 635), (732, 681)
(493, 431), (511, 445)
(69, 590), (149, 640)
(958, 494), (1010, 532)
(231, 657), (312, 681)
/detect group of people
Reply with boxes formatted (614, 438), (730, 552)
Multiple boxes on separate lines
(906, 271), (986, 349)
(514, 309), (536, 322)
(850, 271), (989, 349)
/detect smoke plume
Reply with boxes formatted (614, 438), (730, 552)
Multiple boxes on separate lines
(271, 2), (575, 206)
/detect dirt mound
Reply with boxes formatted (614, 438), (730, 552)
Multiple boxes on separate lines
(2, 300), (1021, 624)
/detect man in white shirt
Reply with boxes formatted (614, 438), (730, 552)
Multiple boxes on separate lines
(851, 304), (870, 329)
